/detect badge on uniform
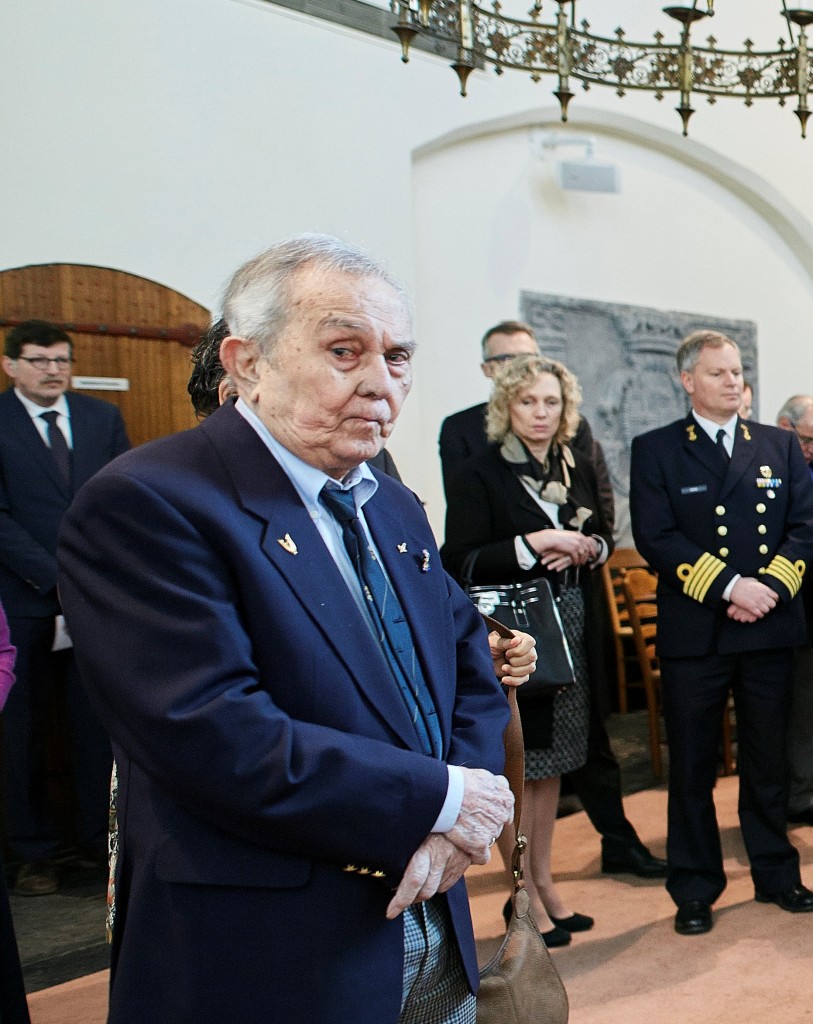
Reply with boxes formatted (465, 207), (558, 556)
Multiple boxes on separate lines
(756, 465), (782, 489)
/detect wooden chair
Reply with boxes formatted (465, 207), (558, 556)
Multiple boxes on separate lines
(600, 547), (649, 713)
(620, 567), (736, 780)
(620, 567), (663, 777)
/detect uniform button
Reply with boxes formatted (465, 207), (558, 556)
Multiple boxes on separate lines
(717, 526), (728, 536)
(756, 503), (766, 513)
(759, 544), (769, 554)
(715, 505), (726, 516)
(758, 525), (767, 535)
(719, 547), (729, 557)
(758, 567), (766, 574)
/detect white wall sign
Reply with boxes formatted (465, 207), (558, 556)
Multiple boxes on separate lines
(72, 376), (130, 392)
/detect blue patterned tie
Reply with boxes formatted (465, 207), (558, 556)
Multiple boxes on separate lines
(41, 410), (71, 487)
(320, 484), (441, 757)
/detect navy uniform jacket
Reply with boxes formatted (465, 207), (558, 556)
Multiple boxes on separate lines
(630, 414), (813, 658)
(57, 401), (509, 1024)
(0, 389), (130, 618)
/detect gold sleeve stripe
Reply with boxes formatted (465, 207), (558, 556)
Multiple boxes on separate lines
(764, 555), (803, 597)
(676, 552), (727, 603)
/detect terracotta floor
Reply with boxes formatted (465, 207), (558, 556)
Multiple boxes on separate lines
(469, 777), (813, 1024)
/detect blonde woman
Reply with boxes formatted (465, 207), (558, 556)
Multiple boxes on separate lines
(442, 355), (613, 945)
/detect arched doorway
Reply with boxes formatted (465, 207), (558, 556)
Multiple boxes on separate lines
(0, 263), (210, 446)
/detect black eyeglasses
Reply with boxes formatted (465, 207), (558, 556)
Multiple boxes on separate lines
(16, 356), (73, 371)
(483, 354), (520, 364)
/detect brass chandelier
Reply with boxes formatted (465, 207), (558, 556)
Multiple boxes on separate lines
(391, 1), (813, 137)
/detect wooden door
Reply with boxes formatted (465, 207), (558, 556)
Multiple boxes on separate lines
(0, 264), (210, 446)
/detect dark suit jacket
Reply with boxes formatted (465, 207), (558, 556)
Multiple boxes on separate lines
(57, 402), (508, 1024)
(0, 389), (129, 617)
(439, 402), (615, 531)
(440, 442), (613, 748)
(630, 414), (813, 658)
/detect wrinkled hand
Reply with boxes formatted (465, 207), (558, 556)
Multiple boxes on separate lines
(386, 834), (472, 919)
(727, 577), (778, 623)
(444, 767), (514, 863)
(489, 630), (537, 687)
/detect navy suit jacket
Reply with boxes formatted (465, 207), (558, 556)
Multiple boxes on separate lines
(57, 402), (508, 1024)
(630, 413), (813, 658)
(0, 388), (129, 617)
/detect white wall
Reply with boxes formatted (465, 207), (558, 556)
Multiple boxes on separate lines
(3, 1), (813, 538)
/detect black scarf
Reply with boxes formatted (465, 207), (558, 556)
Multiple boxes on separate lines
(499, 432), (593, 531)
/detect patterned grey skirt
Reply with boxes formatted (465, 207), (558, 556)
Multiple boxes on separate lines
(524, 583), (590, 781)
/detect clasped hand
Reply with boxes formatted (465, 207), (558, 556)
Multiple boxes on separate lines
(726, 577), (778, 623)
(527, 528), (595, 573)
(386, 768), (514, 919)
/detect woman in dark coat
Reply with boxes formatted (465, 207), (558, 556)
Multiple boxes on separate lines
(442, 354), (613, 946)
(0, 600), (32, 1024)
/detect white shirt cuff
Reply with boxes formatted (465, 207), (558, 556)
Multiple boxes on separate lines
(515, 536), (538, 571)
(431, 765), (464, 833)
(722, 574), (741, 601)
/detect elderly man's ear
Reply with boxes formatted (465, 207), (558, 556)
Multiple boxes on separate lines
(220, 336), (261, 394)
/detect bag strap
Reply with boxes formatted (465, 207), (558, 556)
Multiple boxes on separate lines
(460, 549), (480, 592)
(481, 613), (526, 889)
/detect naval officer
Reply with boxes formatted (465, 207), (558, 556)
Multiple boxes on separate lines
(629, 329), (813, 935)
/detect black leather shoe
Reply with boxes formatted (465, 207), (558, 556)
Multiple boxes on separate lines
(674, 901), (713, 935)
(787, 808), (813, 827)
(601, 844), (667, 878)
(550, 911), (594, 932)
(539, 924), (572, 947)
(755, 883), (813, 912)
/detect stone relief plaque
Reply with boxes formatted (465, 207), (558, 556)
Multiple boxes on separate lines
(520, 292), (758, 546)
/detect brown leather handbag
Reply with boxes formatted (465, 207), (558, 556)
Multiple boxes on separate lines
(476, 617), (570, 1024)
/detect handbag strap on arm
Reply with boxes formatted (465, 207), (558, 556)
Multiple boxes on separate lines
(481, 613), (526, 887)
(460, 549), (480, 592)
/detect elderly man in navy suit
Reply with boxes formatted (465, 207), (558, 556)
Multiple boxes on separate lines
(57, 235), (513, 1024)
(630, 329), (813, 936)
(0, 319), (129, 895)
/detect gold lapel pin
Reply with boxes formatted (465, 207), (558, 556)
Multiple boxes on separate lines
(397, 542), (408, 553)
(740, 423), (752, 441)
(686, 424), (697, 442)
(278, 533), (298, 555)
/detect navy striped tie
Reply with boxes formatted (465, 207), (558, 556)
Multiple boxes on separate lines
(320, 484), (441, 757)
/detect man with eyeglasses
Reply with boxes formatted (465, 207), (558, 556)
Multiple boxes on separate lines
(776, 394), (813, 827)
(438, 320), (667, 882)
(0, 319), (129, 896)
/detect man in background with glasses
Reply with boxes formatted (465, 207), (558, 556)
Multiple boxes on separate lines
(776, 394), (813, 827)
(0, 319), (129, 896)
(438, 321), (539, 499)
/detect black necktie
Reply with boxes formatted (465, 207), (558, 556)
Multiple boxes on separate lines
(41, 410), (71, 486)
(319, 484), (441, 757)
(716, 428), (730, 464)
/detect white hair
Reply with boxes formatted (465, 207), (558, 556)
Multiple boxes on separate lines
(221, 233), (412, 353)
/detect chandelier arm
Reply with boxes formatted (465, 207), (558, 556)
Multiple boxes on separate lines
(392, 1), (813, 136)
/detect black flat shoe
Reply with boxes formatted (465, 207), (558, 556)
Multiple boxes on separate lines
(674, 900), (713, 935)
(550, 912), (594, 932)
(755, 883), (813, 912)
(539, 924), (572, 947)
(601, 844), (667, 878)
